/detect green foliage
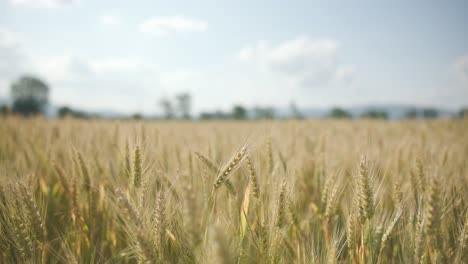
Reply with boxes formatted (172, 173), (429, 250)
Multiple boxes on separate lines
(253, 106), (274, 119)
(422, 108), (438, 119)
(460, 108), (468, 118)
(404, 109), (419, 119)
(10, 75), (49, 116)
(232, 105), (248, 120)
(131, 113), (143, 120)
(361, 109), (388, 119)
(329, 107), (352, 119)
(1, 105), (11, 116)
(199, 110), (231, 120)
(58, 106), (90, 119)
(176, 93), (192, 119)
(159, 93), (192, 119)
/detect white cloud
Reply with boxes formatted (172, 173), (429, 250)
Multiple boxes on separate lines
(0, 36), (197, 112)
(335, 65), (355, 86)
(90, 57), (156, 73)
(33, 55), (91, 82)
(33, 55), (160, 82)
(28, 55), (153, 109)
(238, 36), (352, 87)
(0, 29), (19, 47)
(99, 13), (122, 27)
(10, 0), (77, 8)
(237, 45), (258, 62)
(0, 29), (29, 96)
(139, 16), (208, 36)
(454, 55), (468, 84)
(159, 70), (199, 88)
(27, 54), (201, 112)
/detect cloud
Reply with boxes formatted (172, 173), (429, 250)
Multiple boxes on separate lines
(33, 55), (160, 82)
(454, 55), (468, 84)
(28, 54), (200, 112)
(159, 69), (199, 88)
(33, 55), (160, 86)
(33, 55), (91, 82)
(335, 65), (355, 86)
(238, 36), (354, 87)
(0, 29), (19, 47)
(28, 55), (151, 108)
(90, 57), (156, 73)
(0, 27), (197, 112)
(0, 29), (29, 96)
(0, 29), (24, 78)
(99, 13), (122, 27)
(139, 16), (208, 36)
(10, 0), (77, 8)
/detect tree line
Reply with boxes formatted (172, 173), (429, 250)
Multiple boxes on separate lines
(1, 75), (467, 120)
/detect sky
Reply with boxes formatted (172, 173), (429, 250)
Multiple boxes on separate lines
(0, 0), (467, 115)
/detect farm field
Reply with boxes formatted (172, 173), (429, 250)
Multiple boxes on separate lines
(0, 117), (467, 263)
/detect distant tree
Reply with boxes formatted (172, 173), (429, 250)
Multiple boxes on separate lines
(200, 110), (231, 120)
(232, 105), (247, 120)
(361, 110), (388, 119)
(1, 105), (11, 116)
(11, 75), (49, 116)
(199, 112), (214, 120)
(459, 108), (468, 118)
(404, 109), (419, 119)
(159, 98), (175, 119)
(74, 111), (89, 119)
(131, 113), (143, 120)
(58, 106), (90, 119)
(253, 107), (275, 119)
(290, 101), (303, 119)
(176, 93), (192, 119)
(329, 107), (352, 119)
(58, 106), (73, 118)
(422, 108), (438, 119)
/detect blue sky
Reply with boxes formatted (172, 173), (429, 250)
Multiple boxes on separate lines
(0, 0), (467, 114)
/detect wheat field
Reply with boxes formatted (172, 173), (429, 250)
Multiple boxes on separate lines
(0, 117), (467, 263)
